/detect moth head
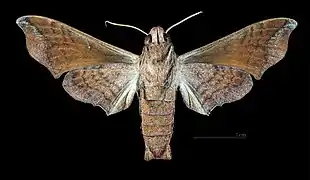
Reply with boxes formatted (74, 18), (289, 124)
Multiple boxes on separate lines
(144, 27), (171, 45)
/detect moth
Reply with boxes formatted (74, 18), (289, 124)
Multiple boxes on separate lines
(16, 12), (297, 161)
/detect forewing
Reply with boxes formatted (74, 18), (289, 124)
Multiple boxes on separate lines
(178, 18), (297, 80)
(178, 64), (253, 115)
(16, 15), (139, 78)
(62, 63), (139, 116)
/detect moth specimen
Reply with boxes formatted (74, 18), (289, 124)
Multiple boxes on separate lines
(16, 12), (297, 161)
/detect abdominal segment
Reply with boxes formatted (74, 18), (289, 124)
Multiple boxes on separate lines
(140, 98), (175, 161)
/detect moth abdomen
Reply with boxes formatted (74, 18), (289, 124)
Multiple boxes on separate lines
(140, 98), (175, 161)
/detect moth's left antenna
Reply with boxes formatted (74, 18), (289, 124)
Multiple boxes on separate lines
(105, 21), (148, 35)
(166, 11), (203, 33)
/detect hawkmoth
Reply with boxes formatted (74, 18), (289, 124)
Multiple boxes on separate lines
(16, 12), (297, 161)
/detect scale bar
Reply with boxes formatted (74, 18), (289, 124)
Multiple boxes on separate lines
(193, 136), (247, 139)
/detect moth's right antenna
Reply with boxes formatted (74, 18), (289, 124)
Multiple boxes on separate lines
(105, 21), (148, 35)
(165, 11), (203, 33)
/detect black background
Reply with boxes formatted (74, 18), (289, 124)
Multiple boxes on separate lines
(10, 1), (306, 178)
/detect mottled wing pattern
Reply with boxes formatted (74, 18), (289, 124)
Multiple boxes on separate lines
(16, 15), (139, 78)
(63, 63), (139, 115)
(177, 18), (297, 115)
(178, 64), (253, 115)
(16, 15), (140, 115)
(178, 18), (297, 80)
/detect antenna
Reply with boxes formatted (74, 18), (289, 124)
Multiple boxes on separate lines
(165, 11), (203, 33)
(105, 21), (148, 35)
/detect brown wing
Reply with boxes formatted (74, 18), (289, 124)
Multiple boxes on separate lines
(16, 15), (140, 115)
(177, 18), (297, 115)
(62, 63), (139, 116)
(178, 64), (253, 115)
(16, 15), (139, 78)
(178, 18), (297, 80)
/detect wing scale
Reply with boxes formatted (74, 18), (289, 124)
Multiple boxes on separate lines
(17, 15), (140, 115)
(178, 18), (297, 115)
